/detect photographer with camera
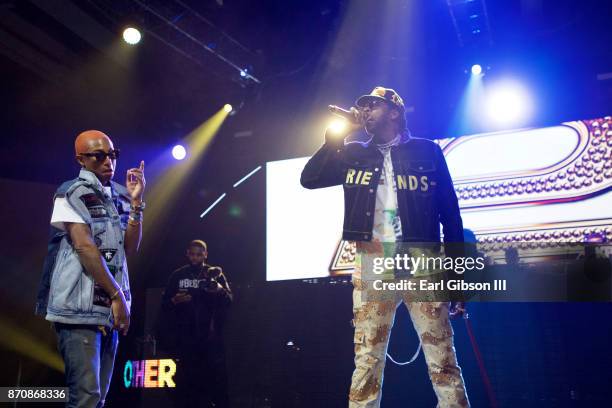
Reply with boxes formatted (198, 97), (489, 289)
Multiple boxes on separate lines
(161, 239), (232, 407)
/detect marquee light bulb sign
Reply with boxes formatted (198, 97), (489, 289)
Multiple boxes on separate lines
(123, 359), (177, 388)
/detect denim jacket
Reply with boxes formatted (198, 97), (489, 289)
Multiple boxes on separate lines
(300, 133), (464, 245)
(35, 169), (132, 327)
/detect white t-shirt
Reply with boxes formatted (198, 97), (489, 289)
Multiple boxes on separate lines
(372, 136), (403, 243)
(50, 186), (112, 230)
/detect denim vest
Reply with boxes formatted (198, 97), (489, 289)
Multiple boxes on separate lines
(35, 169), (132, 327)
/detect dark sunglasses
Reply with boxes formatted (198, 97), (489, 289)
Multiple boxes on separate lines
(361, 99), (387, 110)
(79, 149), (120, 161)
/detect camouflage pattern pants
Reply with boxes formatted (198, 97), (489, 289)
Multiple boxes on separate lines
(349, 277), (470, 408)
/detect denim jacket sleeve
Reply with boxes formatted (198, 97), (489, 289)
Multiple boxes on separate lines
(300, 132), (346, 189)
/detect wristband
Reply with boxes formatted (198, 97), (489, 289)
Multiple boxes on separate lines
(129, 212), (143, 222)
(130, 202), (146, 212)
(110, 289), (122, 301)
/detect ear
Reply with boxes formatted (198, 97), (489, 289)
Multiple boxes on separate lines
(76, 155), (85, 168)
(389, 109), (400, 120)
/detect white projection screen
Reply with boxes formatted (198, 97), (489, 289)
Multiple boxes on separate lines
(266, 117), (612, 281)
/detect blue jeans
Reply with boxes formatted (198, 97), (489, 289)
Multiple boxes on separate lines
(55, 324), (119, 408)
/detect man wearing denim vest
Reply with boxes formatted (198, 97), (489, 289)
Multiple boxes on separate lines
(35, 130), (145, 407)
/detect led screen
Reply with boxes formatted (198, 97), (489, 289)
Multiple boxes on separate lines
(266, 117), (612, 281)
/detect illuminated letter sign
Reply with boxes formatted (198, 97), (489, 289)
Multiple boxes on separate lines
(123, 360), (133, 388)
(123, 359), (177, 388)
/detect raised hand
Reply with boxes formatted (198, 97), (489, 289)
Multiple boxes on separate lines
(126, 161), (146, 202)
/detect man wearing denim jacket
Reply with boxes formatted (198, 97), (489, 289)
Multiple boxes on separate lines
(35, 130), (145, 407)
(301, 88), (469, 407)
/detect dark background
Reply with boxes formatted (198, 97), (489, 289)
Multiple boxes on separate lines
(1, 0), (612, 406)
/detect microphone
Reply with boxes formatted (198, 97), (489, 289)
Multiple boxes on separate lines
(328, 105), (358, 123)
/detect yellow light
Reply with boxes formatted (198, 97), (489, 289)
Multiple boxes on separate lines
(328, 119), (347, 133)
(141, 107), (229, 247)
(123, 27), (142, 45)
(223, 104), (233, 113)
(0, 317), (64, 373)
(158, 359), (177, 388)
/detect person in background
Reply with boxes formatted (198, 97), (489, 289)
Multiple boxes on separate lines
(162, 240), (232, 408)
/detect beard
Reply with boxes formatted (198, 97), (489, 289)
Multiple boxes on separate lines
(364, 119), (378, 135)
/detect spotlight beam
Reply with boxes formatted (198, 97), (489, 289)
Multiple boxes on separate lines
(448, 70), (484, 135)
(139, 106), (230, 257)
(0, 317), (64, 373)
(233, 166), (262, 188)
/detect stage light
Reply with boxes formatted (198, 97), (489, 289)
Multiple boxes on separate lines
(328, 119), (347, 133)
(122, 27), (142, 45)
(172, 145), (186, 160)
(223, 104), (233, 113)
(485, 80), (532, 127)
(240, 69), (247, 78)
(471, 64), (482, 75)
(142, 106), (229, 244)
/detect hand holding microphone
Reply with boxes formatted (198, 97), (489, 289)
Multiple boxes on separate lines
(327, 105), (365, 139)
(328, 105), (364, 124)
